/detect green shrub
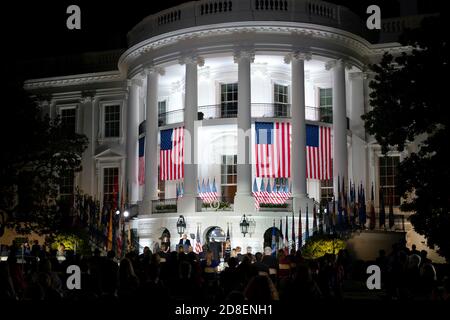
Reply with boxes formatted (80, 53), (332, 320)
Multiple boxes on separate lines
(301, 235), (346, 259)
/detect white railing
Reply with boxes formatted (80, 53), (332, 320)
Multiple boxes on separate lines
(128, 0), (363, 46)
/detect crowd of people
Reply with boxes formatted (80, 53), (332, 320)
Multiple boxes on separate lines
(0, 239), (448, 302)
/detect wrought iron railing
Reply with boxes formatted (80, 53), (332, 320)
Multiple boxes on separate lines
(160, 104), (350, 128)
(251, 103), (291, 118)
(198, 104), (237, 119)
(152, 198), (178, 213)
(158, 109), (184, 126)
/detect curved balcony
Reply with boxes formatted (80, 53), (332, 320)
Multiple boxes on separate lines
(128, 0), (365, 47)
(158, 104), (341, 126)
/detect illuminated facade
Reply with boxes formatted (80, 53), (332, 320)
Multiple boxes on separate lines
(24, 0), (431, 255)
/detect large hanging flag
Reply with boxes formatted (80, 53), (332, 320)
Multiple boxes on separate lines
(306, 124), (332, 180)
(138, 137), (145, 185)
(195, 225), (203, 253)
(255, 122), (291, 178)
(160, 127), (184, 181)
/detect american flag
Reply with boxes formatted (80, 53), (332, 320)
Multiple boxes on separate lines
(306, 124), (332, 180)
(252, 178), (261, 209)
(255, 122), (291, 178)
(160, 127), (184, 181)
(254, 178), (290, 205)
(199, 178), (218, 204)
(138, 137), (145, 185)
(194, 225), (203, 253)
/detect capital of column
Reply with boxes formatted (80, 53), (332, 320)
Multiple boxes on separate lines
(348, 71), (365, 81)
(81, 91), (95, 103)
(233, 49), (255, 63)
(141, 64), (165, 76)
(325, 58), (353, 71)
(127, 78), (143, 88)
(283, 51), (312, 64)
(179, 54), (205, 67)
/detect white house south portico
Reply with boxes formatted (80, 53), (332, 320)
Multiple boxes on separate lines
(23, 0), (426, 257)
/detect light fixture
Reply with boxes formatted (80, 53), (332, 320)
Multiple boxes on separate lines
(123, 210), (129, 218)
(176, 215), (186, 236)
(240, 214), (250, 237)
(115, 210), (120, 215)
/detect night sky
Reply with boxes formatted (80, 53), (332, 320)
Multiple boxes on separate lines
(2, 0), (441, 82)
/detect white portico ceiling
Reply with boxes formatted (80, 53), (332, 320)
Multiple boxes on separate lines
(158, 54), (329, 87)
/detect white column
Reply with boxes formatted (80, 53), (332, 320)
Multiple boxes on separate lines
(80, 95), (94, 195)
(126, 79), (141, 204)
(286, 52), (312, 214)
(349, 72), (365, 139)
(234, 50), (256, 212)
(178, 55), (204, 213)
(326, 59), (349, 194)
(142, 66), (164, 214)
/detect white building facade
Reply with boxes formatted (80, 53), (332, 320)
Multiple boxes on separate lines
(24, 0), (429, 254)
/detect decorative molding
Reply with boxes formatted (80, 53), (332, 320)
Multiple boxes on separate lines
(325, 58), (353, 71)
(119, 22), (396, 69)
(179, 53), (205, 67)
(233, 49), (255, 63)
(24, 71), (123, 89)
(283, 51), (312, 64)
(127, 78), (143, 87)
(142, 64), (166, 76)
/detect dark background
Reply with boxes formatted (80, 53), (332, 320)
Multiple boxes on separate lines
(1, 0), (442, 81)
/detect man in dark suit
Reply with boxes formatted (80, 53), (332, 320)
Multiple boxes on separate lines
(178, 234), (191, 251)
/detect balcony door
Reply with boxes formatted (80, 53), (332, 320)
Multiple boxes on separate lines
(274, 84), (289, 117)
(221, 154), (237, 204)
(220, 83), (238, 118)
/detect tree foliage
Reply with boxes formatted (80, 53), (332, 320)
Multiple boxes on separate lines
(0, 82), (88, 236)
(362, 16), (450, 260)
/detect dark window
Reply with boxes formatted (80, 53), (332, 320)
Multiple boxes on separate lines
(320, 179), (334, 204)
(158, 100), (167, 126)
(104, 105), (120, 137)
(274, 84), (289, 117)
(103, 167), (119, 206)
(60, 169), (74, 202)
(220, 83), (238, 118)
(61, 108), (76, 133)
(319, 88), (332, 123)
(379, 156), (400, 206)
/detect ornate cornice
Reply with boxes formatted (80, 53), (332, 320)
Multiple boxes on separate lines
(119, 22), (405, 72)
(24, 71), (123, 90)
